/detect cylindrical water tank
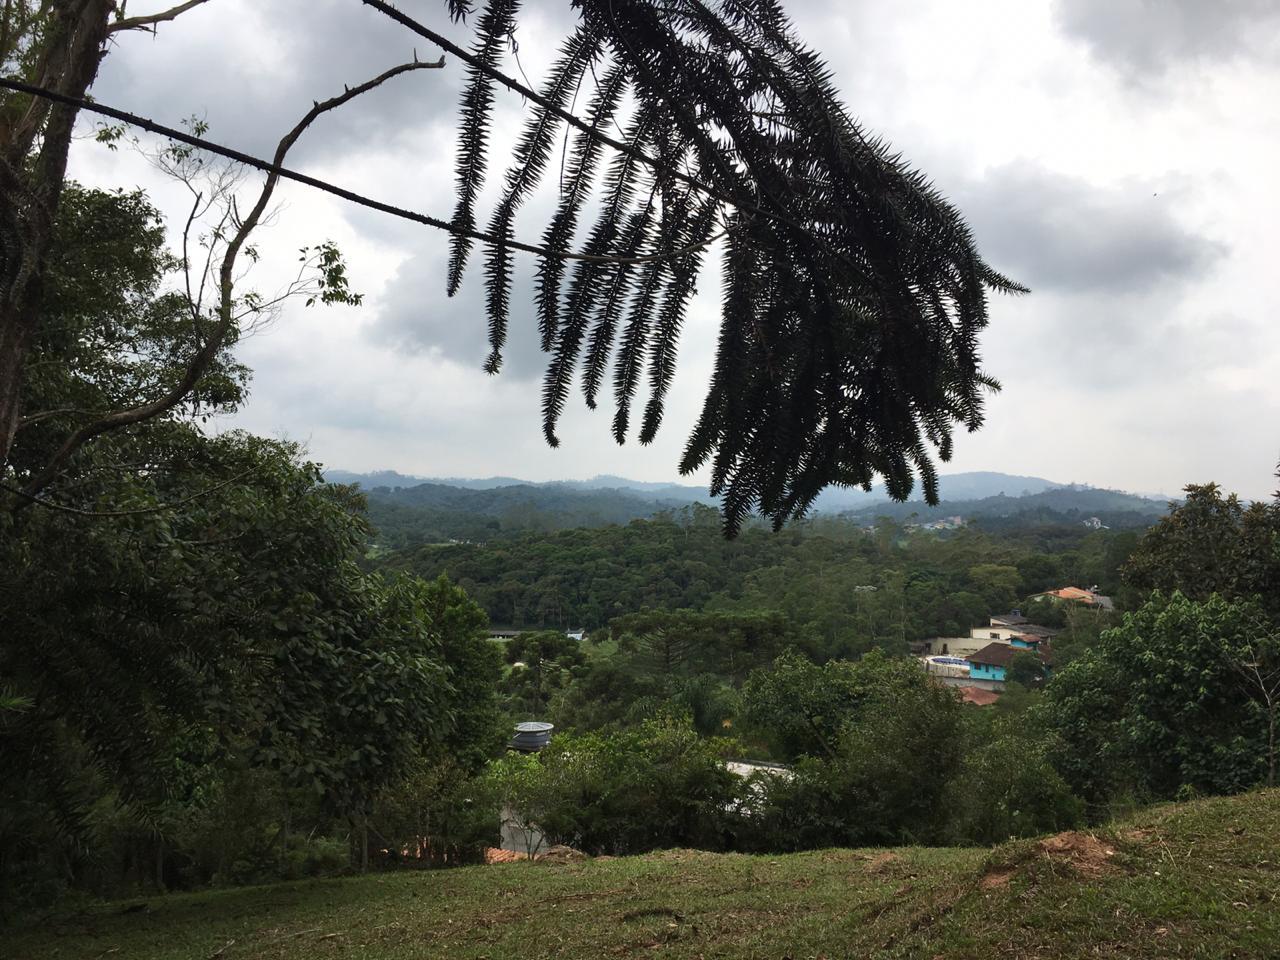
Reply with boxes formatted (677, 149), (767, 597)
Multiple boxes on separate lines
(510, 721), (554, 752)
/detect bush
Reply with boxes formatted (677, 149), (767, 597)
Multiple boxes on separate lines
(1038, 592), (1274, 807)
(372, 760), (500, 867)
(948, 735), (1083, 844)
(489, 717), (744, 856)
(745, 678), (965, 850)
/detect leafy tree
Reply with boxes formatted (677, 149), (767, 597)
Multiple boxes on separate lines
(371, 759), (500, 867)
(610, 609), (798, 682)
(741, 648), (946, 762)
(0, 184), (498, 896)
(745, 656), (964, 848)
(1123, 482), (1280, 618)
(546, 658), (655, 734)
(500, 631), (586, 717)
(3, 10), (373, 502)
(488, 717), (741, 856)
(1221, 626), (1280, 788)
(1038, 592), (1273, 807)
(947, 734), (1082, 844)
(1018, 596), (1068, 628)
(967, 563), (1023, 609)
(418, 576), (507, 773)
(740, 650), (864, 760)
(669, 674), (739, 737)
(1006, 651), (1047, 688)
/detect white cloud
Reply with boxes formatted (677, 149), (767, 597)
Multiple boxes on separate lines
(62, 0), (1280, 502)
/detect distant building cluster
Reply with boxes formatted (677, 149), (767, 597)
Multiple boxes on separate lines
(899, 515), (966, 532)
(914, 586), (1112, 700)
(487, 627), (588, 643)
(1031, 586), (1113, 610)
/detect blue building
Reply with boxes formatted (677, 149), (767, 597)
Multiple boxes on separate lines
(966, 641), (1053, 683)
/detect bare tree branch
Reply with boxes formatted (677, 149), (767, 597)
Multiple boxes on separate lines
(16, 407), (100, 429)
(1, 467), (251, 518)
(16, 60), (441, 501)
(108, 0), (214, 34)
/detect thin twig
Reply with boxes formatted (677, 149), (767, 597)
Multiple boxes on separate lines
(0, 468), (253, 518)
(12, 61), (448, 501)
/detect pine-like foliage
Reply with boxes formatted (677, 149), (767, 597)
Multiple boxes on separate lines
(446, 0), (1024, 535)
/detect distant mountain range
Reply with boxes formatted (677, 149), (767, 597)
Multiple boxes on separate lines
(326, 469), (1167, 508)
(326, 469), (1171, 545)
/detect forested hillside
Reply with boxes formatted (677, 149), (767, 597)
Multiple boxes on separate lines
(358, 480), (707, 548)
(373, 508), (1137, 644)
(345, 471), (1167, 548)
(848, 486), (1167, 528)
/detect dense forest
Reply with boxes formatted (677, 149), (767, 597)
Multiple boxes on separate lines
(372, 505), (1140, 647)
(346, 471), (1167, 548)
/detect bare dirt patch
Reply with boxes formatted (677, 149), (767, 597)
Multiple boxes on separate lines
(1035, 831), (1117, 876)
(981, 830), (1119, 889)
(537, 844), (588, 863)
(865, 852), (900, 873)
(980, 867), (1014, 890)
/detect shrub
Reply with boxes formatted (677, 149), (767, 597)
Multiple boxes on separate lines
(372, 760), (500, 867)
(948, 735), (1083, 844)
(489, 717), (744, 856)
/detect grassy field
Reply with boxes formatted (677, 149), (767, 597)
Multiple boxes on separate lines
(8, 789), (1279, 960)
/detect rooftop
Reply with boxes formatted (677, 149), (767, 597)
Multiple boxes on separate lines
(990, 611), (1029, 626)
(1037, 586), (1101, 604)
(956, 686), (1001, 706)
(967, 641), (1054, 669)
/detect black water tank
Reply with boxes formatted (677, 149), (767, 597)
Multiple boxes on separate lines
(510, 721), (554, 752)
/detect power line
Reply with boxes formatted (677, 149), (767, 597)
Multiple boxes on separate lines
(0, 77), (725, 266)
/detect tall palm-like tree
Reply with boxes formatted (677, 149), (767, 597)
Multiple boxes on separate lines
(2, 0), (1022, 533)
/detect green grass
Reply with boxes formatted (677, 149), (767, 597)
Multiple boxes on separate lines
(8, 789), (1280, 959)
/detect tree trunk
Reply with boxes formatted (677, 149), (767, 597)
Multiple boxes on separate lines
(0, 0), (115, 470)
(0, 312), (31, 465)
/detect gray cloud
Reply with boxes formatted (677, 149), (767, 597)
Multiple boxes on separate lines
(959, 161), (1225, 295)
(1053, 0), (1280, 79)
(71, 0), (1280, 502)
(94, 0), (576, 165)
(371, 241), (553, 382)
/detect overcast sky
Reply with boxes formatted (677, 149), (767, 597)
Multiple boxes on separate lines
(71, 0), (1280, 499)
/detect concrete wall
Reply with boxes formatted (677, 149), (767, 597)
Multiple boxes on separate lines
(970, 626), (1023, 642)
(499, 806), (545, 856)
(932, 674), (1004, 692)
(921, 635), (989, 657)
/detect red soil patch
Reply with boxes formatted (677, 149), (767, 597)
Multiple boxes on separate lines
(484, 848), (528, 864)
(1035, 831), (1117, 875)
(981, 831), (1118, 889)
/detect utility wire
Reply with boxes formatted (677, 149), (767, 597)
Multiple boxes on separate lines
(0, 78), (727, 267)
